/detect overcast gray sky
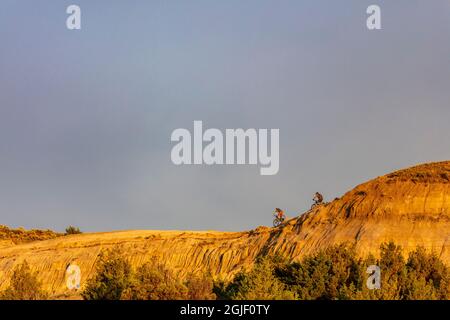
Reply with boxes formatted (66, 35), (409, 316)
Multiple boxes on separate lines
(1, 0), (449, 232)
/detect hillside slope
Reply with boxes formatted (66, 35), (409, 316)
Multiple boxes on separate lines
(0, 161), (449, 298)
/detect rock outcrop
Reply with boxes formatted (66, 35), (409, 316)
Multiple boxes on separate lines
(0, 161), (449, 298)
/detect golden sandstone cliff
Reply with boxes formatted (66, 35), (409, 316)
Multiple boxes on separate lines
(0, 161), (449, 298)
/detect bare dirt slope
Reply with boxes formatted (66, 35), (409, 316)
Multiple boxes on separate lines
(0, 161), (449, 298)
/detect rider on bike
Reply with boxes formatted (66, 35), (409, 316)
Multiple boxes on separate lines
(313, 192), (324, 205)
(274, 208), (285, 220)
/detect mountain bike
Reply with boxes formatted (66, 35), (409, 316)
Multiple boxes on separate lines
(273, 214), (285, 227)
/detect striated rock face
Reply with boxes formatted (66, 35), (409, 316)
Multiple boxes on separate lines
(0, 161), (449, 298)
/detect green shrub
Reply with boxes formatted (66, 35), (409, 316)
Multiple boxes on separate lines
(277, 244), (364, 300)
(215, 256), (296, 300)
(401, 247), (450, 300)
(83, 251), (217, 300)
(65, 226), (82, 235)
(82, 248), (133, 300)
(185, 273), (216, 300)
(0, 260), (48, 300)
(0, 225), (61, 243)
(122, 259), (188, 300)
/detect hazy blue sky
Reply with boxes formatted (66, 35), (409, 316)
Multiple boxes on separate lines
(1, 1), (449, 232)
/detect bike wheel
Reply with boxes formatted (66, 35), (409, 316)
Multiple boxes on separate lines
(273, 218), (281, 227)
